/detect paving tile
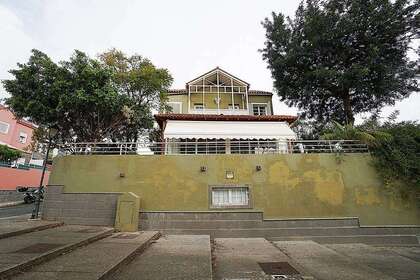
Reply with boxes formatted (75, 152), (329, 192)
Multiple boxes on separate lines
(274, 240), (395, 280)
(109, 235), (212, 280)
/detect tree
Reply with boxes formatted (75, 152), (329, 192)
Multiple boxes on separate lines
(99, 49), (173, 141)
(0, 145), (21, 162)
(3, 49), (173, 142)
(262, 0), (419, 125)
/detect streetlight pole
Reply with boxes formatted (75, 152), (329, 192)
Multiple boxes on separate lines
(31, 129), (55, 219)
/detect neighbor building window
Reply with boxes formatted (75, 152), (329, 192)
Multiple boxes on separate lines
(193, 103), (205, 110)
(0, 121), (9, 134)
(211, 186), (249, 208)
(252, 104), (267, 116)
(19, 132), (28, 144)
(167, 102), (182, 114)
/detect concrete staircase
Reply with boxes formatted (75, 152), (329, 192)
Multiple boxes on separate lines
(140, 211), (420, 245)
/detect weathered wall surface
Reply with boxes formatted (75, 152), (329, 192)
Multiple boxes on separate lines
(42, 185), (120, 226)
(49, 154), (420, 225)
(0, 167), (50, 190)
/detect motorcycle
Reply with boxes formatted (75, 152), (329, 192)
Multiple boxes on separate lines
(16, 186), (44, 204)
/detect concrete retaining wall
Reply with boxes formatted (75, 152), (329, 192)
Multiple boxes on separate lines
(0, 190), (23, 203)
(42, 185), (121, 226)
(48, 154), (420, 226)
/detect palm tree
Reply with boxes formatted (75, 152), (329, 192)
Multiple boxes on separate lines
(321, 121), (391, 147)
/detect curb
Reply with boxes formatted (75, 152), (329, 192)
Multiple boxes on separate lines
(0, 201), (25, 208)
(98, 231), (161, 280)
(0, 228), (115, 279)
(0, 222), (64, 240)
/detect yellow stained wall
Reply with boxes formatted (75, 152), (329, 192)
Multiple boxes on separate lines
(167, 93), (272, 112)
(49, 153), (420, 225)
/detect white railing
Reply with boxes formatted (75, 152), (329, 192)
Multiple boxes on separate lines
(190, 108), (249, 115)
(57, 140), (368, 156)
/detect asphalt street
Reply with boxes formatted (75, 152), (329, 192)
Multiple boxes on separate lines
(0, 203), (35, 219)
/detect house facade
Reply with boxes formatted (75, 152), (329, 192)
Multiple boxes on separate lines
(0, 105), (35, 153)
(155, 67), (298, 155)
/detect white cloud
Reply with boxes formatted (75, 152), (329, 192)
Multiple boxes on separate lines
(0, 5), (35, 100)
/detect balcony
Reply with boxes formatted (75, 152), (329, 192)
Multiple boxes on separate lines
(190, 108), (249, 115)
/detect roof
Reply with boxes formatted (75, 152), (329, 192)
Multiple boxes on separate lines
(167, 89), (272, 96)
(154, 113), (298, 128)
(186, 67), (250, 86)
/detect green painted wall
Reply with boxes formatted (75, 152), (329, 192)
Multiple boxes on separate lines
(49, 154), (420, 225)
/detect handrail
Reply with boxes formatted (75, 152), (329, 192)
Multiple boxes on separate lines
(56, 139), (369, 156)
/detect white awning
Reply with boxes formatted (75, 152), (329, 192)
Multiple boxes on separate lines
(163, 120), (297, 140)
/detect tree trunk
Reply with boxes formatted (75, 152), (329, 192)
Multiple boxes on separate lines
(342, 91), (354, 125)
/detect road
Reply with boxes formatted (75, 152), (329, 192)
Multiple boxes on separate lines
(0, 203), (35, 219)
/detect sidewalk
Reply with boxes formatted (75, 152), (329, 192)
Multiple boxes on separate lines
(0, 201), (24, 208)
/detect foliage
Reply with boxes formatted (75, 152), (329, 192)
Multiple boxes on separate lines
(320, 112), (420, 190)
(262, 0), (419, 125)
(369, 120), (420, 190)
(321, 121), (392, 147)
(3, 49), (173, 143)
(0, 145), (21, 162)
(99, 49), (173, 140)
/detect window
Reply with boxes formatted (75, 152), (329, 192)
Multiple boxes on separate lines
(0, 121), (9, 134)
(228, 104), (240, 110)
(252, 104), (267, 116)
(19, 132), (28, 144)
(167, 102), (182, 113)
(193, 103), (205, 110)
(211, 186), (249, 208)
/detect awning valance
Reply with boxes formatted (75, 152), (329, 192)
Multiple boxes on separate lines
(163, 120), (297, 140)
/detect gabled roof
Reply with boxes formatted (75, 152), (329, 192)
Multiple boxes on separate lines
(186, 67), (250, 87)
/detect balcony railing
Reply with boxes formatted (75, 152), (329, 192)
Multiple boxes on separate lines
(190, 108), (249, 115)
(57, 140), (368, 156)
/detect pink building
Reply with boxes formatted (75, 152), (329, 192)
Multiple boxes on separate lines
(0, 105), (36, 152)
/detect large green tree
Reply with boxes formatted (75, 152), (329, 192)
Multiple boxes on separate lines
(3, 49), (172, 142)
(262, 0), (419, 125)
(99, 49), (173, 140)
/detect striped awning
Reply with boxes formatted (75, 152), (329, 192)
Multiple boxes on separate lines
(163, 120), (297, 140)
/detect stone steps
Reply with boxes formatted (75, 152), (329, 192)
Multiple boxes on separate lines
(0, 225), (114, 279)
(157, 226), (420, 240)
(9, 231), (160, 280)
(269, 235), (420, 245)
(141, 218), (361, 230)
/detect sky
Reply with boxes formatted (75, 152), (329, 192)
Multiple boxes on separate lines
(0, 0), (419, 123)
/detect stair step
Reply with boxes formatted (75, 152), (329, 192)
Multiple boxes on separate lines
(107, 235), (212, 280)
(326, 243), (420, 280)
(273, 240), (395, 280)
(140, 211), (263, 221)
(269, 235), (420, 245)
(0, 221), (63, 239)
(0, 225), (114, 279)
(158, 226), (420, 238)
(9, 231), (160, 280)
(141, 218), (360, 230)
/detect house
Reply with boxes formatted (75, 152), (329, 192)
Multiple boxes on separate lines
(0, 104), (36, 153)
(154, 67), (298, 154)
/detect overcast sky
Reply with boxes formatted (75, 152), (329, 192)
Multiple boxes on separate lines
(0, 0), (418, 122)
